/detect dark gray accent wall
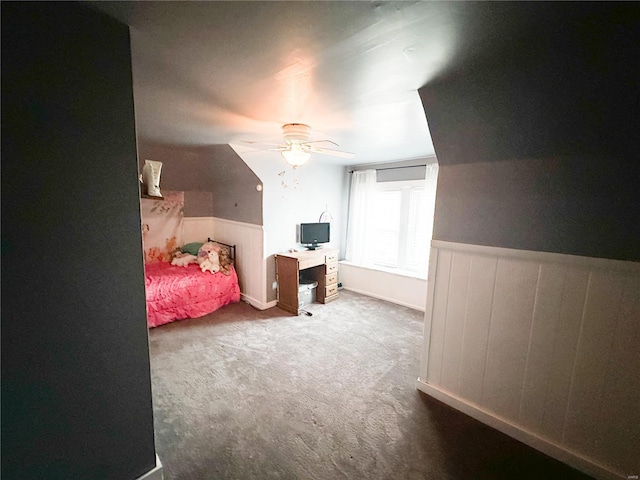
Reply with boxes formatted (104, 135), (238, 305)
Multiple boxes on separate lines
(420, 3), (639, 262)
(433, 159), (638, 261)
(2, 3), (156, 479)
(137, 142), (262, 225)
(184, 191), (215, 217)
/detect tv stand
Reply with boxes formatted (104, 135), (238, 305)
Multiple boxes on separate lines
(275, 248), (339, 315)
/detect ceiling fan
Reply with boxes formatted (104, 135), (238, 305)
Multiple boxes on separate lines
(243, 123), (354, 167)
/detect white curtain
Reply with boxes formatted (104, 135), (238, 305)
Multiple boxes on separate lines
(345, 169), (377, 265)
(424, 163), (439, 242)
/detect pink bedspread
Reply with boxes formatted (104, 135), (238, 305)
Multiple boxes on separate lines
(144, 262), (241, 328)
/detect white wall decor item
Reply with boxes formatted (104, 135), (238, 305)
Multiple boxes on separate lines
(142, 159), (163, 197)
(319, 205), (333, 223)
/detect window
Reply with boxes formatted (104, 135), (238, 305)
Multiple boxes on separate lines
(370, 188), (402, 267)
(346, 164), (438, 279)
(370, 180), (432, 276)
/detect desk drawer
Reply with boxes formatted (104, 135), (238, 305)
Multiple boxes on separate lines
(298, 256), (324, 271)
(325, 262), (338, 274)
(322, 293), (339, 304)
(325, 284), (338, 298)
(325, 272), (338, 286)
(325, 252), (338, 263)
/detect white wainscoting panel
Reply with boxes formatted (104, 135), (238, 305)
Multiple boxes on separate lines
(339, 261), (428, 311)
(418, 241), (640, 480)
(458, 255), (497, 404)
(183, 217), (271, 309)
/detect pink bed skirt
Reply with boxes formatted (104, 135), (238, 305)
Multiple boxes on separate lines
(144, 262), (241, 328)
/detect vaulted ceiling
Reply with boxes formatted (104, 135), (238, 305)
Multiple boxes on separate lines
(93, 1), (563, 166)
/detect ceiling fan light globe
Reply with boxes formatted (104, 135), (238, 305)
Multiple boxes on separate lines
(281, 149), (310, 166)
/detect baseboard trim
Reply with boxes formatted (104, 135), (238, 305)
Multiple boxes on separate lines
(415, 379), (623, 480)
(342, 287), (425, 312)
(241, 293), (276, 310)
(136, 454), (163, 480)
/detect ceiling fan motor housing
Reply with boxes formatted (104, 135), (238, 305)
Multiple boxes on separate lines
(282, 123), (311, 145)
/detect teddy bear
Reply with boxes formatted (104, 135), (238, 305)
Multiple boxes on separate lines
(197, 242), (221, 274)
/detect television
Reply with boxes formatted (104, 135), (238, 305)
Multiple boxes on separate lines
(300, 222), (330, 250)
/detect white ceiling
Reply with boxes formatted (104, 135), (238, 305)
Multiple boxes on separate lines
(94, 1), (539, 166)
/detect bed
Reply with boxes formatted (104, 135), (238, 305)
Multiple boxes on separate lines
(144, 240), (241, 328)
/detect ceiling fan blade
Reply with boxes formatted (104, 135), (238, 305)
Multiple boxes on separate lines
(241, 140), (284, 147)
(304, 139), (339, 147)
(242, 146), (288, 153)
(309, 146), (355, 159)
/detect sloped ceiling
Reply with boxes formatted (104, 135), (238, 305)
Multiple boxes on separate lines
(419, 2), (640, 166)
(93, 1), (560, 165)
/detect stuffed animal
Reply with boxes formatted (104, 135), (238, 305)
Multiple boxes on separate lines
(199, 240), (233, 275)
(197, 242), (221, 274)
(198, 253), (220, 274)
(171, 252), (197, 267)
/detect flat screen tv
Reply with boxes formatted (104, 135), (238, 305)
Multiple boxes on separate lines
(300, 222), (330, 250)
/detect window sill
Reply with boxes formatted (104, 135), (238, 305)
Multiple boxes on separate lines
(339, 260), (427, 281)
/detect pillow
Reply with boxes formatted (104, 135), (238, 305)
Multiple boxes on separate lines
(181, 242), (203, 256)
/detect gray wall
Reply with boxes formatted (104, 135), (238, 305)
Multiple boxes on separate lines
(419, 2), (639, 262)
(1, 3), (156, 479)
(184, 191), (214, 217)
(138, 142), (263, 225)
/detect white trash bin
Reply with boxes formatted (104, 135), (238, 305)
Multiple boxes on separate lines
(298, 280), (318, 308)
